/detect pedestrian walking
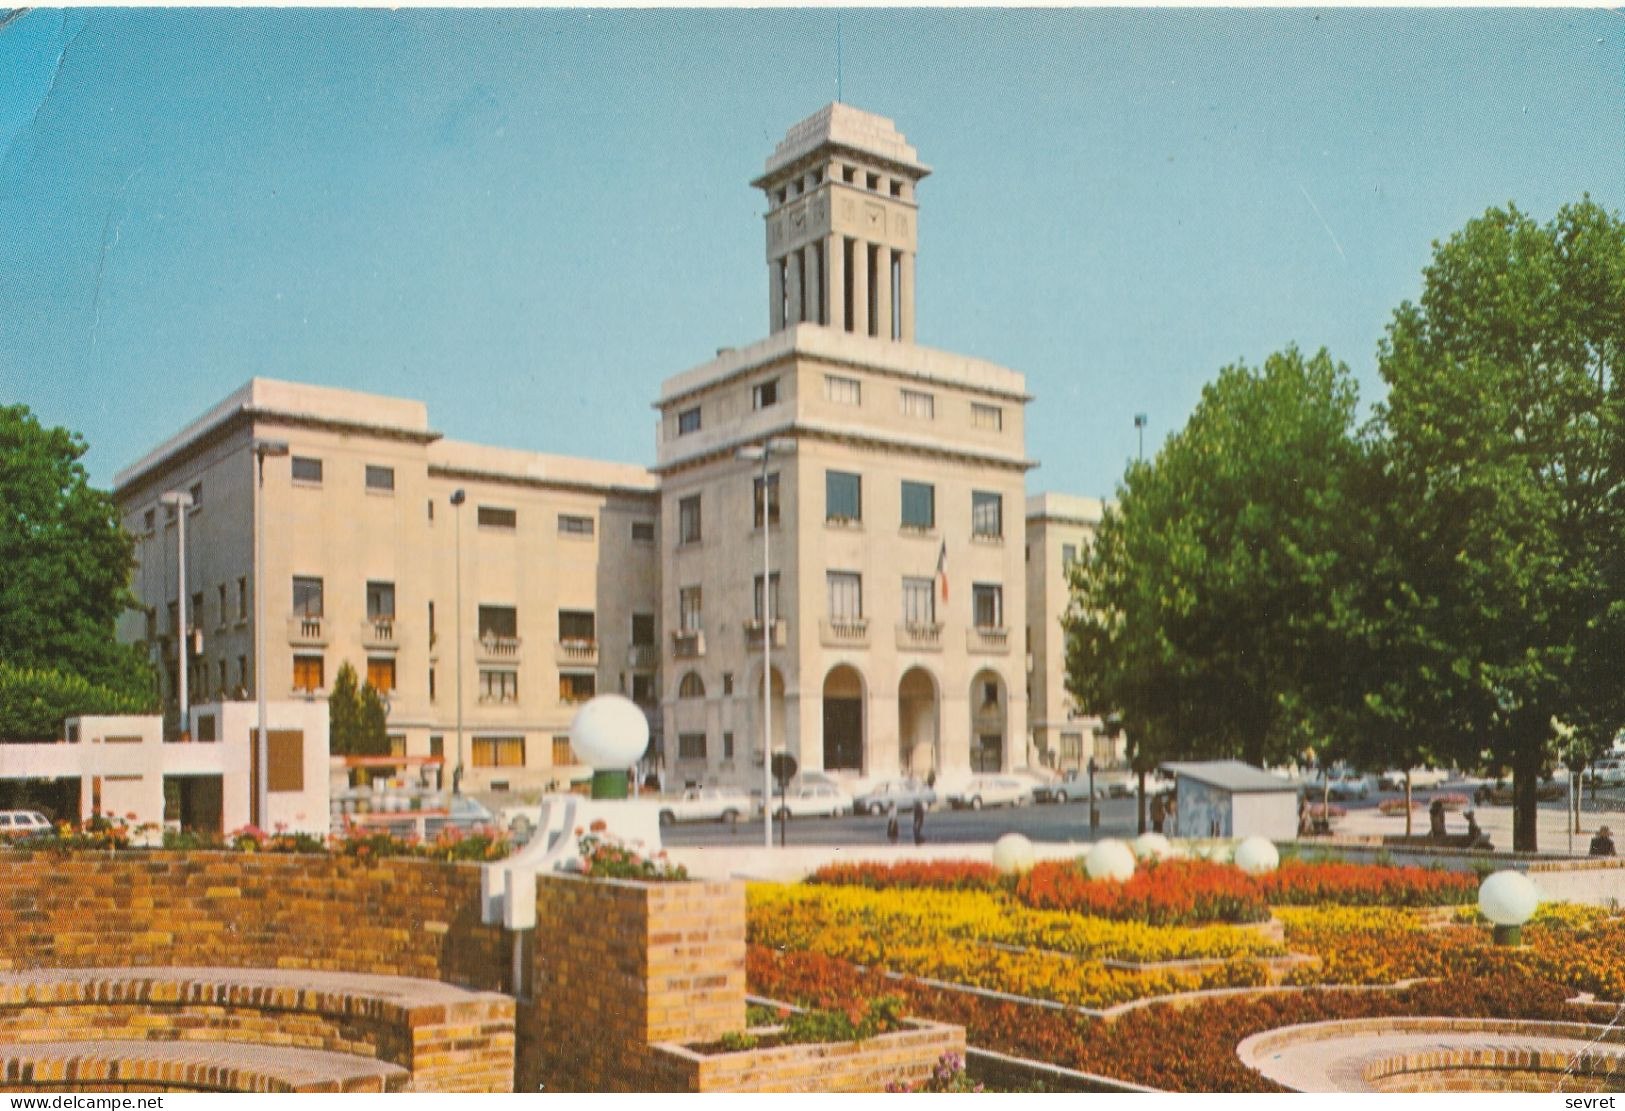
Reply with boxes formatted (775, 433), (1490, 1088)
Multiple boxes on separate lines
(1149, 793), (1166, 835)
(886, 801), (900, 844)
(1591, 825), (1617, 857)
(912, 799), (926, 845)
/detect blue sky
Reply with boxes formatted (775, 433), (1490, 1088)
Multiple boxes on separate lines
(2, 8), (1621, 497)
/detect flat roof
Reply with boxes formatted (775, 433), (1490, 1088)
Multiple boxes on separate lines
(1162, 760), (1298, 794)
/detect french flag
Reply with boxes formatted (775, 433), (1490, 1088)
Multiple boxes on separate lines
(936, 540), (949, 603)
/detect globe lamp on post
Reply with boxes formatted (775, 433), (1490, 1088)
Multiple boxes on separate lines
(569, 695), (649, 800)
(1478, 870), (1539, 946)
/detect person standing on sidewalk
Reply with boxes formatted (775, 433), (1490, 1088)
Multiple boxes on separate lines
(886, 800), (900, 844)
(912, 799), (926, 845)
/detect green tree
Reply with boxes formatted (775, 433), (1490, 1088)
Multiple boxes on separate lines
(327, 662), (389, 759)
(0, 663), (154, 741)
(1372, 199), (1625, 850)
(0, 405), (155, 701)
(1065, 347), (1366, 819)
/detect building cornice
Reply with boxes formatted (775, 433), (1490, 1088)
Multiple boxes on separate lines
(113, 406), (442, 501)
(428, 463), (659, 502)
(653, 419), (1036, 480)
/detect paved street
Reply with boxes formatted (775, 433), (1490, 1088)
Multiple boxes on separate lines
(659, 779), (1625, 854)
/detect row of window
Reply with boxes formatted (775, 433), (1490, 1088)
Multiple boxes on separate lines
(769, 163), (910, 208)
(675, 575), (1004, 630)
(676, 476), (1003, 542)
(674, 376), (1004, 438)
(285, 652), (638, 705)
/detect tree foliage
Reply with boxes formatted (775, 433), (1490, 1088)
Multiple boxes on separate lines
(0, 663), (154, 742)
(328, 661), (388, 757)
(1372, 199), (1625, 849)
(0, 405), (155, 701)
(1064, 346), (1365, 771)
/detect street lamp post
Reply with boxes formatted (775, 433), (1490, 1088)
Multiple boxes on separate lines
(251, 440), (289, 829)
(735, 440), (783, 850)
(450, 489), (466, 795)
(1134, 412), (1147, 464)
(158, 490), (195, 739)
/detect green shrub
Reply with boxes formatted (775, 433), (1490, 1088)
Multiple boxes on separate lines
(0, 663), (155, 742)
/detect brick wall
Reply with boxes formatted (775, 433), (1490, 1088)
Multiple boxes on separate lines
(521, 873), (747, 1092)
(0, 852), (507, 987)
(650, 1021), (964, 1092)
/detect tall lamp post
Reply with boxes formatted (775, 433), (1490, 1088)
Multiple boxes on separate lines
(1134, 412), (1147, 464)
(735, 440), (785, 849)
(158, 490), (195, 739)
(449, 489), (467, 795)
(250, 440), (289, 829)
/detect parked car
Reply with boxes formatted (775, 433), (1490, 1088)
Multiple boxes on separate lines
(1378, 767), (1452, 791)
(1033, 770), (1102, 804)
(1307, 768), (1375, 800)
(0, 811), (52, 843)
(1474, 778), (1566, 805)
(946, 775), (1032, 810)
(1097, 770), (1172, 798)
(851, 778), (937, 816)
(656, 787), (755, 825)
(422, 795), (497, 838)
(1589, 758), (1625, 787)
(772, 783), (853, 819)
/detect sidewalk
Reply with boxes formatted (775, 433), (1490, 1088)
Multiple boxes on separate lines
(1334, 802), (1604, 857)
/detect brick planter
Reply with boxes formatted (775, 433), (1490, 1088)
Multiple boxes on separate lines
(648, 1019), (964, 1092)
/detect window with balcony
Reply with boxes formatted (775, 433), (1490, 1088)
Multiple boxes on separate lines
(972, 402), (1003, 430)
(558, 514), (594, 537)
(902, 577), (936, 626)
(558, 610), (595, 644)
(971, 491), (1003, 539)
(679, 587), (702, 632)
(292, 654), (324, 692)
(292, 576), (324, 617)
(365, 465), (395, 492)
(753, 573), (781, 622)
(678, 672), (706, 699)
(753, 473), (780, 528)
(367, 657), (396, 691)
(367, 581), (395, 621)
(478, 605), (518, 639)
(678, 733), (707, 760)
(825, 374), (861, 405)
(828, 572), (863, 620)
(559, 672), (596, 704)
(552, 735), (577, 766)
(678, 406), (701, 436)
(900, 388), (935, 420)
(901, 481), (935, 530)
(679, 495), (702, 544)
(973, 584), (1004, 628)
(291, 456), (323, 484)
(752, 378), (779, 410)
(632, 613), (655, 647)
(472, 736), (524, 768)
(826, 471), (861, 523)
(478, 506), (517, 529)
(480, 669), (517, 703)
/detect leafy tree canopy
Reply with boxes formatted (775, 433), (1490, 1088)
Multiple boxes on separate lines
(0, 405), (154, 704)
(328, 661), (389, 758)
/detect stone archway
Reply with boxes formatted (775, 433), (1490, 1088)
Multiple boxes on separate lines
(822, 664), (866, 773)
(897, 667), (939, 778)
(969, 669), (1007, 773)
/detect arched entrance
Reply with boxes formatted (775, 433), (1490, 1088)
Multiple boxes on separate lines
(897, 667), (939, 777)
(822, 665), (865, 773)
(970, 669), (1007, 773)
(756, 666), (788, 766)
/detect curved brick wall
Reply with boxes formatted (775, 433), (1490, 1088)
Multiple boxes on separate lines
(0, 852), (506, 988)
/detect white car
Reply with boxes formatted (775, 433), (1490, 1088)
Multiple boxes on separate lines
(1590, 758), (1625, 787)
(771, 783), (853, 819)
(657, 787), (755, 825)
(946, 775), (1032, 810)
(1378, 767), (1452, 791)
(1097, 770), (1172, 798)
(0, 811), (52, 842)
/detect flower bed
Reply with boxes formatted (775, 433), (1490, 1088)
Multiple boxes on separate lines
(810, 860), (1001, 891)
(746, 945), (1585, 1092)
(1017, 860), (1270, 925)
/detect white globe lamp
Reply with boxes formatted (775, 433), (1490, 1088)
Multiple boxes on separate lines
(992, 833), (1037, 876)
(1085, 839), (1136, 882)
(1233, 836), (1280, 875)
(1478, 870), (1540, 945)
(1131, 833), (1172, 861)
(569, 695), (650, 800)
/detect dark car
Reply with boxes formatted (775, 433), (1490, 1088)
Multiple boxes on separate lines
(1473, 779), (1564, 805)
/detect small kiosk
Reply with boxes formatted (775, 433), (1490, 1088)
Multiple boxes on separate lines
(1163, 760), (1299, 841)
